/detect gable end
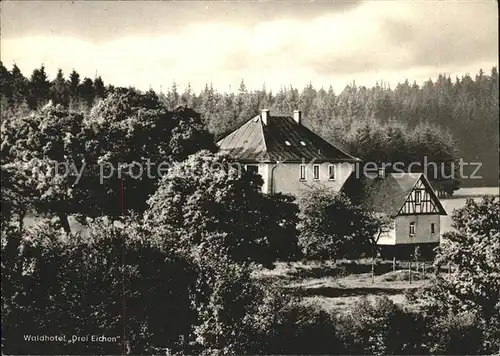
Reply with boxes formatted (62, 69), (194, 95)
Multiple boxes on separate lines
(398, 175), (447, 215)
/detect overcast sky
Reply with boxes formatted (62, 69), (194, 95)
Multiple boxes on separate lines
(1, 1), (498, 93)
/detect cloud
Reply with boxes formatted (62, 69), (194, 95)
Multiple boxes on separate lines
(1, 1), (497, 93)
(379, 2), (498, 69)
(0, 1), (365, 42)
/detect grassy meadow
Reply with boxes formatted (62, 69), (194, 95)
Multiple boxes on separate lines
(262, 186), (500, 313)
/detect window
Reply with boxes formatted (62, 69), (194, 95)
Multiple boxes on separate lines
(431, 223), (435, 234)
(299, 164), (306, 181)
(245, 165), (258, 175)
(313, 164), (320, 180)
(415, 190), (421, 205)
(409, 222), (416, 236)
(328, 165), (336, 181)
(285, 140), (291, 146)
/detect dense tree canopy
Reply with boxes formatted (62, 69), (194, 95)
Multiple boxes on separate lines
(344, 119), (460, 194)
(1, 88), (217, 232)
(297, 186), (388, 261)
(145, 150), (299, 266)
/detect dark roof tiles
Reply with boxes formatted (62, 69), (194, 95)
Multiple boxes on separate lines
(341, 172), (447, 216)
(217, 114), (359, 163)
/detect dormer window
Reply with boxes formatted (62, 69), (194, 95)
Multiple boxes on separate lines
(285, 140), (291, 146)
(300, 141), (306, 146)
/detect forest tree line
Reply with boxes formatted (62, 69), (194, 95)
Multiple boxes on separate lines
(1, 62), (498, 188)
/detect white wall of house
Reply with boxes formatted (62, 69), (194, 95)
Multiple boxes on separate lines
(378, 215), (440, 245)
(258, 163), (270, 193)
(397, 214), (440, 244)
(255, 162), (354, 195)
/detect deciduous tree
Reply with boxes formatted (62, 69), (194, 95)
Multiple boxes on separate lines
(415, 196), (500, 353)
(145, 151), (299, 266)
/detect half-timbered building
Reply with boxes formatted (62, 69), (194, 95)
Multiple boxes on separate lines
(341, 171), (447, 257)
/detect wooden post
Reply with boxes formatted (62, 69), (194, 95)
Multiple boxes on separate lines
(423, 262), (426, 276)
(371, 257), (375, 284)
(371, 244), (375, 284)
(393, 256), (396, 272)
(448, 263), (451, 278)
(409, 260), (412, 284)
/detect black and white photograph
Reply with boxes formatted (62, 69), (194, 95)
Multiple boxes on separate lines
(1, 0), (499, 354)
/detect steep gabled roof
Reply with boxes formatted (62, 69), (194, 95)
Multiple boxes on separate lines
(216, 116), (269, 161)
(341, 172), (447, 216)
(217, 114), (359, 163)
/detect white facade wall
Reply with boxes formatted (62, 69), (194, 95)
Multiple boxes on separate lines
(253, 162), (354, 195)
(377, 214), (441, 245)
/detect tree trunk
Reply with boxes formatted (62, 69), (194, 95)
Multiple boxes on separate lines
(18, 209), (26, 232)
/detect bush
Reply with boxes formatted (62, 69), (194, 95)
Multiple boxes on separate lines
(414, 195), (500, 353)
(297, 186), (379, 261)
(248, 297), (343, 355)
(186, 233), (265, 355)
(425, 310), (486, 355)
(335, 296), (428, 355)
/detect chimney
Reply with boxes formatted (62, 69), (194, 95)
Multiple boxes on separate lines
(261, 109), (270, 125)
(293, 110), (302, 125)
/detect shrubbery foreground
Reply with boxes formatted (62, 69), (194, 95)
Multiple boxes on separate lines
(2, 178), (499, 354)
